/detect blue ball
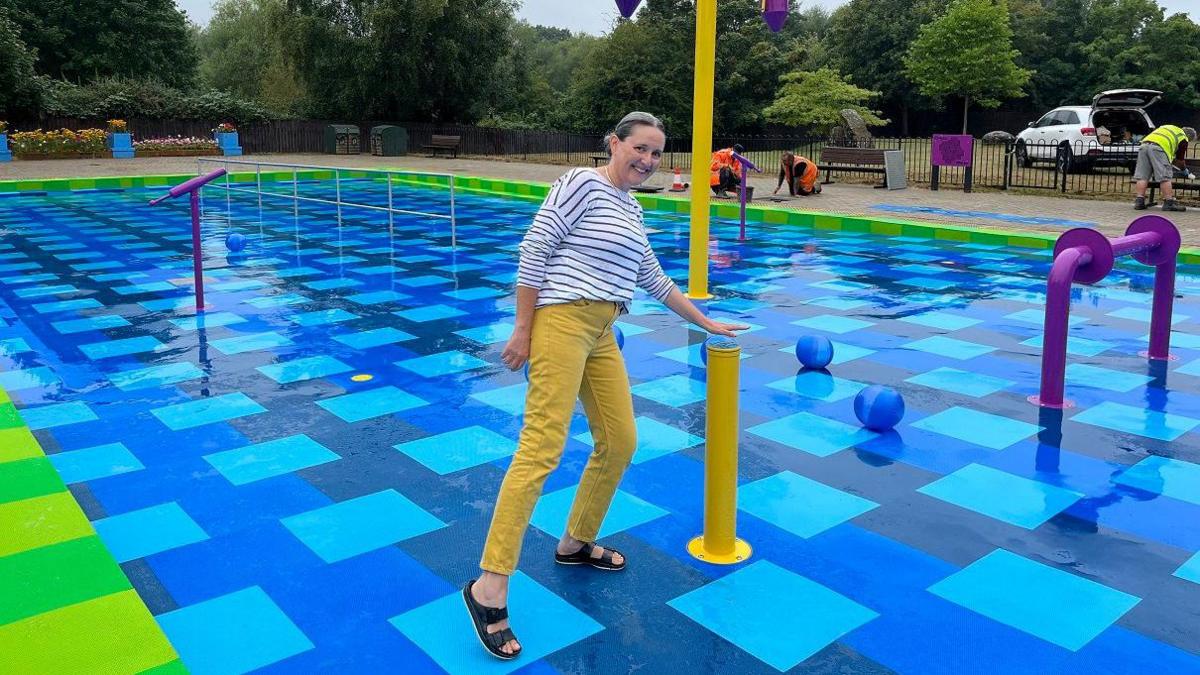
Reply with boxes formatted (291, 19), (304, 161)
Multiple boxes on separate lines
(225, 233), (246, 252)
(854, 385), (905, 431)
(795, 335), (834, 368)
(613, 324), (625, 350)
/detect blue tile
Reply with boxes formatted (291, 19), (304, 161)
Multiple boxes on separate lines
(48, 442), (144, 484)
(257, 355), (353, 384)
(392, 304), (467, 322)
(904, 336), (996, 360)
(332, 327), (416, 349)
(290, 308), (359, 326)
(767, 371), (866, 402)
(899, 311), (982, 331)
(1107, 307), (1188, 324)
(20, 401), (98, 430)
(898, 276), (957, 291)
(906, 367), (1014, 397)
(108, 362), (204, 391)
(211, 331), (294, 355)
(113, 281), (179, 296)
(204, 434), (340, 486)
(32, 298), (103, 314)
(631, 374), (706, 408)
(740, 471), (879, 538)
(918, 463), (1083, 529)
(747, 412), (876, 457)
(245, 293), (309, 309)
(928, 548), (1140, 650)
(453, 322), (515, 345)
(139, 297), (199, 312)
(14, 284), (78, 298)
(396, 350), (489, 378)
(530, 485), (668, 538)
(1113, 456), (1200, 506)
(469, 383), (527, 416)
(390, 572), (603, 675)
(94, 502), (210, 562)
(393, 426), (517, 474)
(912, 407), (1041, 450)
(78, 336), (166, 360)
(669, 561), (878, 671)
(574, 416), (703, 465)
(1071, 402), (1199, 442)
(52, 314), (130, 334)
(317, 386), (428, 423)
(170, 312), (247, 331)
(791, 314), (875, 334)
(157, 586), (314, 675)
(1021, 335), (1115, 357)
(805, 296), (870, 310)
(1065, 363), (1153, 393)
(1175, 551), (1200, 584)
(443, 287), (506, 301)
(347, 290), (408, 305)
(282, 490), (444, 563)
(0, 337), (33, 357)
(151, 393), (267, 431)
(395, 275), (449, 288)
(0, 367), (60, 392)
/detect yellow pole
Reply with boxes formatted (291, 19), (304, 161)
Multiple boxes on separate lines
(686, 0), (717, 299)
(688, 337), (752, 564)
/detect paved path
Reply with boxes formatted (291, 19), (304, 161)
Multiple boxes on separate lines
(4, 153), (1198, 245)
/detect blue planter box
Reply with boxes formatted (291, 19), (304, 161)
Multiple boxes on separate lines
(0, 133), (10, 162)
(215, 132), (243, 157)
(108, 132), (134, 159)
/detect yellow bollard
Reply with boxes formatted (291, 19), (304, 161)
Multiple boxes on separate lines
(686, 0), (717, 300)
(688, 337), (752, 564)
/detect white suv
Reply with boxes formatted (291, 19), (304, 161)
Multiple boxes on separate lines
(1014, 89), (1160, 172)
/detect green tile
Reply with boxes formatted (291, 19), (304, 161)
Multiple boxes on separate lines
(0, 536), (132, 626)
(0, 491), (94, 557)
(0, 457), (65, 505)
(0, 428), (42, 463)
(0, 402), (23, 430)
(814, 214), (841, 230)
(138, 659), (189, 675)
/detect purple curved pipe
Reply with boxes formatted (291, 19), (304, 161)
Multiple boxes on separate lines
(148, 168), (228, 311)
(731, 151), (763, 241)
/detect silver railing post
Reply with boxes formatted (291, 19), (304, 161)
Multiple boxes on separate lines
(449, 174), (457, 248)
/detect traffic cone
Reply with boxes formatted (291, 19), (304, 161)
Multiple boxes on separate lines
(669, 167), (688, 192)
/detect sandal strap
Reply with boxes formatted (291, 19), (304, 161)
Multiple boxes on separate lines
(482, 605), (508, 624)
(496, 628), (518, 645)
(586, 542), (621, 564)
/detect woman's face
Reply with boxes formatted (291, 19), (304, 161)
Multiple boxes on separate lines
(608, 124), (665, 189)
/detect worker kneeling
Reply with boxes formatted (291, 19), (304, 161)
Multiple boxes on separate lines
(710, 143), (744, 197)
(774, 152), (822, 197)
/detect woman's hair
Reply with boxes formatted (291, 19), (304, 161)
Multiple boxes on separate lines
(603, 111), (666, 156)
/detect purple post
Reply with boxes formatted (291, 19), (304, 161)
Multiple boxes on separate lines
(615, 0), (642, 18)
(149, 168), (227, 311)
(1033, 216), (1180, 408)
(731, 151), (762, 241)
(762, 0), (788, 32)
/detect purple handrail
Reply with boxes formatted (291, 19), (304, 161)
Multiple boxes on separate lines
(731, 151), (762, 242)
(1033, 215), (1180, 408)
(148, 168), (228, 311)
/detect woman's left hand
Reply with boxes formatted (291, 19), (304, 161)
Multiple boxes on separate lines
(704, 319), (750, 337)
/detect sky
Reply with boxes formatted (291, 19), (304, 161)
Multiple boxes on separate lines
(178, 0), (1191, 30)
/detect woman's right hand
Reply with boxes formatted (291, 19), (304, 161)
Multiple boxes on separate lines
(501, 328), (531, 371)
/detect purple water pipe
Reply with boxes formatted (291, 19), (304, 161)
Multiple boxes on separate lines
(149, 168), (228, 311)
(731, 151), (762, 241)
(1033, 215), (1180, 408)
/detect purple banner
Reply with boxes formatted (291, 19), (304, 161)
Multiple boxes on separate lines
(931, 134), (974, 167)
(615, 0), (642, 18)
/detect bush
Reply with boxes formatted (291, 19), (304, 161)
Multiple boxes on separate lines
(36, 77), (281, 124)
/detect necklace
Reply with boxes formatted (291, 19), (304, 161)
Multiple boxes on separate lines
(603, 164), (619, 190)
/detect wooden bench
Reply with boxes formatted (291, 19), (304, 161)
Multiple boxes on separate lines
(591, 155), (608, 167)
(818, 147), (889, 187)
(422, 135), (461, 158)
(1144, 158), (1200, 205)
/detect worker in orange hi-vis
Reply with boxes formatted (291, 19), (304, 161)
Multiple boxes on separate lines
(774, 151), (822, 197)
(709, 143), (744, 197)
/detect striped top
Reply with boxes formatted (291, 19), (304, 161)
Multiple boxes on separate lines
(517, 168), (676, 309)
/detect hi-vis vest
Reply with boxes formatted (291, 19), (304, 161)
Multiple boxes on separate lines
(1144, 125), (1187, 159)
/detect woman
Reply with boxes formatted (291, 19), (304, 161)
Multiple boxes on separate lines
(463, 111), (747, 660)
(773, 151), (822, 197)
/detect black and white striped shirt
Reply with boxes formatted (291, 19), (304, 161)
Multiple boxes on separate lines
(517, 168), (676, 309)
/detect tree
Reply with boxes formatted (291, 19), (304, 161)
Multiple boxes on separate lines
(0, 0), (198, 87)
(196, 0), (304, 114)
(905, 0), (1032, 133)
(762, 67), (887, 134)
(0, 8), (38, 116)
(827, 0), (947, 135)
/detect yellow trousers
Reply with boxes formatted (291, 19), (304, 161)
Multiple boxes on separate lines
(480, 300), (636, 575)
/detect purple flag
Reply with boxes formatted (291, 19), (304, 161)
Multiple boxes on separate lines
(615, 0), (642, 19)
(762, 0), (787, 32)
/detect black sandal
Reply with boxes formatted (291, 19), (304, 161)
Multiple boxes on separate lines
(554, 542), (627, 571)
(462, 580), (521, 660)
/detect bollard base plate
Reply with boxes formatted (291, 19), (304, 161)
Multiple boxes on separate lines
(687, 536), (752, 565)
(1027, 394), (1075, 409)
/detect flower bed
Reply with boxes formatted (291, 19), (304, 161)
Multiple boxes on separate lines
(134, 136), (220, 157)
(10, 128), (107, 159)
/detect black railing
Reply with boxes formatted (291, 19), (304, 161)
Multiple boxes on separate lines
(16, 118), (1198, 199)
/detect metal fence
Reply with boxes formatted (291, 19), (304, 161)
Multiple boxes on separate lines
(20, 117), (1198, 198)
